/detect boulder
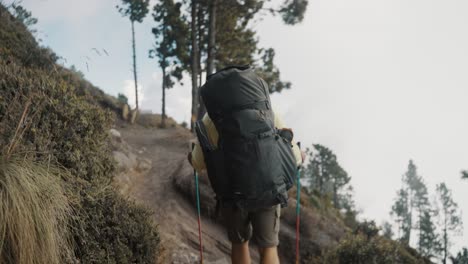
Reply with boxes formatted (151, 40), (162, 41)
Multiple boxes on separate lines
(109, 128), (121, 139)
(113, 151), (136, 171)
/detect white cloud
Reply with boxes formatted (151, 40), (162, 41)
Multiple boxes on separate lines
(135, 71), (191, 124)
(21, 0), (110, 24)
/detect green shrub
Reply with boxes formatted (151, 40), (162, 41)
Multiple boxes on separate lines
(324, 233), (431, 264)
(0, 35), (160, 264)
(72, 184), (160, 264)
(0, 5), (57, 69)
(354, 220), (380, 239)
(0, 61), (115, 183)
(0, 59), (161, 263)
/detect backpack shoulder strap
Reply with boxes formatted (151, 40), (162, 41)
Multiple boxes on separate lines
(195, 120), (214, 153)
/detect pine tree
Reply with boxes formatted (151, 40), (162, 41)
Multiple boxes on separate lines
(435, 182), (463, 264)
(150, 0), (189, 127)
(452, 248), (468, 264)
(190, 0), (199, 130)
(339, 185), (359, 229)
(462, 170), (468, 180)
(304, 144), (351, 209)
(116, 0), (150, 112)
(174, 0), (309, 126)
(390, 160), (428, 246)
(278, 0), (309, 25)
(418, 210), (439, 259)
(8, 3), (38, 33)
(381, 221), (394, 240)
(391, 187), (411, 244)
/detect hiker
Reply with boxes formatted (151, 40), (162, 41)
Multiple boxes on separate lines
(188, 65), (303, 264)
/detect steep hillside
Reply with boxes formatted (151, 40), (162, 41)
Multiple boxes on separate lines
(0, 4), (160, 263)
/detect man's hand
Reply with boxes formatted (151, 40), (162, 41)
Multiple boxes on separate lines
(301, 150), (306, 164)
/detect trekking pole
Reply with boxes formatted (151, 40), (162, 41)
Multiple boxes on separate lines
(296, 142), (302, 264)
(192, 144), (204, 264)
(195, 170), (204, 264)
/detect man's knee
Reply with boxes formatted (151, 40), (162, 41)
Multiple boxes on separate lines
(258, 246), (277, 256)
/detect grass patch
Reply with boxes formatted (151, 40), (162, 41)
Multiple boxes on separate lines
(0, 157), (73, 264)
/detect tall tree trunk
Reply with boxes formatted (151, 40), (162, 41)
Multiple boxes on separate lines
(403, 189), (413, 245)
(131, 20), (139, 112)
(198, 0), (217, 119)
(161, 66), (166, 128)
(196, 1), (205, 119)
(443, 217), (448, 264)
(206, 0), (217, 76)
(190, 0), (199, 131)
(197, 4), (203, 88)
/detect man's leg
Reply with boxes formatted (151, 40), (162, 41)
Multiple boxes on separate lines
(221, 206), (253, 264)
(231, 241), (251, 264)
(251, 205), (282, 264)
(258, 246), (279, 264)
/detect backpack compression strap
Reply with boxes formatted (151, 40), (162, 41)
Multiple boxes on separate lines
(195, 120), (214, 153)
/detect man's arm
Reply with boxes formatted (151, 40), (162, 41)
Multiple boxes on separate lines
(189, 114), (219, 173)
(273, 111), (304, 166)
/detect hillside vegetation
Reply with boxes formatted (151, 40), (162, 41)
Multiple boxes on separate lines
(0, 4), (160, 263)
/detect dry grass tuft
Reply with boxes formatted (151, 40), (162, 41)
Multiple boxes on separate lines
(0, 157), (74, 264)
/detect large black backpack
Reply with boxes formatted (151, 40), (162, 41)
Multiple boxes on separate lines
(196, 65), (297, 209)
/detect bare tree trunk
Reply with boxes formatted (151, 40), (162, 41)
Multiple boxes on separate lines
(198, 0), (217, 118)
(443, 219), (448, 264)
(161, 66), (166, 128)
(131, 21), (139, 112)
(190, 0), (199, 131)
(206, 0), (217, 76)
(196, 2), (204, 117)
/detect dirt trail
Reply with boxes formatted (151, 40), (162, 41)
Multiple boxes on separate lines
(118, 126), (240, 263)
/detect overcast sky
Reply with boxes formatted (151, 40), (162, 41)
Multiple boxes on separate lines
(13, 0), (467, 255)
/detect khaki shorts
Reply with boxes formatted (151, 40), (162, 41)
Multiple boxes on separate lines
(221, 204), (281, 248)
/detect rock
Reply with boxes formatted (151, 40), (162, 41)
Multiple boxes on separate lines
(138, 147), (147, 154)
(206, 258), (229, 264)
(137, 158), (151, 172)
(171, 252), (198, 264)
(109, 128), (121, 138)
(128, 153), (137, 167)
(113, 151), (133, 171)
